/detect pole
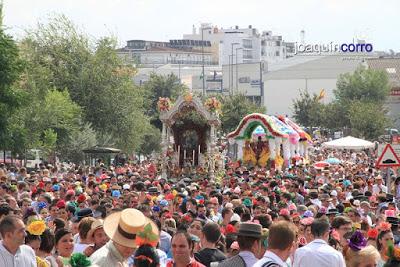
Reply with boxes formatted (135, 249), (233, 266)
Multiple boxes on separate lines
(178, 59), (181, 81)
(387, 167), (391, 194)
(202, 29), (205, 95)
(230, 43), (239, 95)
(236, 50), (238, 93)
(228, 55), (231, 94)
(235, 47), (242, 93)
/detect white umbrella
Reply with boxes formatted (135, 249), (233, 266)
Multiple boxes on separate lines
(321, 136), (374, 150)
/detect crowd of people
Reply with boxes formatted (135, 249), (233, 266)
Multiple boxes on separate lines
(1, 145), (400, 267)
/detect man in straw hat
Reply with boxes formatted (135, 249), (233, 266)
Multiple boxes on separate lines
(90, 208), (159, 267)
(83, 219), (109, 257)
(218, 222), (262, 267)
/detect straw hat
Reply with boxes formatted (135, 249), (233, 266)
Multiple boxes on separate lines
(87, 219), (104, 241)
(103, 208), (159, 248)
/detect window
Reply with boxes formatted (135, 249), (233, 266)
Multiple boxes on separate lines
(243, 39), (252, 49)
(275, 51), (280, 56)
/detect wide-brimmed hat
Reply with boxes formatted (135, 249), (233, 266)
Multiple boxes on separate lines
(103, 208), (159, 248)
(88, 219), (104, 241)
(237, 222), (262, 238)
(71, 208), (94, 223)
(326, 208), (339, 216)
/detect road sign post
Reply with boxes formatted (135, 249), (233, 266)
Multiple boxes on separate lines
(376, 144), (400, 194)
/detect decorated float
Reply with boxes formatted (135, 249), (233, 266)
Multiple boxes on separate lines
(227, 113), (310, 169)
(277, 116), (312, 158)
(158, 93), (222, 180)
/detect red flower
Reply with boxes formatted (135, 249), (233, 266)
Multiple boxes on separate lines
(377, 222), (392, 232)
(226, 224), (237, 234)
(182, 214), (192, 223)
(367, 228), (378, 239)
(77, 194), (86, 203)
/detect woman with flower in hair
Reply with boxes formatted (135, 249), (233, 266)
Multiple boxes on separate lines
(26, 219), (49, 267)
(367, 228), (379, 247)
(298, 217), (314, 245)
(377, 222), (394, 267)
(131, 222), (161, 267)
(344, 230), (380, 267)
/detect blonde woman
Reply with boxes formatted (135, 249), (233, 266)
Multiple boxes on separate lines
(346, 245), (380, 267)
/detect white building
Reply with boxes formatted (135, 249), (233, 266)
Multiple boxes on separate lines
(183, 24), (262, 66)
(261, 31), (295, 63)
(117, 40), (215, 67)
(263, 55), (365, 117)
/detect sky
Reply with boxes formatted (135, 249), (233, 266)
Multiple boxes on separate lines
(3, 0), (400, 51)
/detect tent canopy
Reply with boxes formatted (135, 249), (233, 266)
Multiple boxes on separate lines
(321, 136), (374, 150)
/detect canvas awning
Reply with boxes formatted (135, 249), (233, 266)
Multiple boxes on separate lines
(321, 136), (374, 150)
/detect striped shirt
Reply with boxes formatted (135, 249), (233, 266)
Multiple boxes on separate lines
(0, 241), (37, 267)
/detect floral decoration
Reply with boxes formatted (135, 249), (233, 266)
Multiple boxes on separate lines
(367, 228), (378, 239)
(136, 223), (159, 247)
(377, 222), (392, 232)
(157, 97), (171, 112)
(205, 97), (222, 113)
(348, 230), (367, 251)
(69, 253), (91, 267)
(26, 220), (46, 236)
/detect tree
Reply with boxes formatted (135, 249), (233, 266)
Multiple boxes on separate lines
(335, 67), (390, 105)
(0, 26), (24, 153)
(349, 101), (389, 140)
(19, 15), (150, 153)
(292, 89), (324, 128)
(220, 94), (266, 133)
(137, 126), (161, 157)
(143, 73), (188, 129)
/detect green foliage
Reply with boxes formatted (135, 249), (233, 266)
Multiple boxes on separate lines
(292, 67), (391, 140)
(58, 123), (97, 163)
(137, 127), (161, 157)
(143, 73), (188, 129)
(41, 129), (57, 161)
(0, 27), (25, 152)
(349, 101), (389, 140)
(335, 67), (390, 105)
(292, 89), (325, 128)
(220, 94), (266, 133)
(16, 15), (150, 155)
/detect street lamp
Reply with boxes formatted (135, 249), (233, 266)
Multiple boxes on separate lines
(230, 43), (240, 94)
(201, 27), (211, 95)
(235, 47), (243, 93)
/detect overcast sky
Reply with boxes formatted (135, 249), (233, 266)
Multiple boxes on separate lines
(3, 0), (399, 51)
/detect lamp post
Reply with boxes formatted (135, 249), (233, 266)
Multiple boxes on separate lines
(201, 27), (210, 96)
(230, 42), (240, 94)
(235, 47), (243, 93)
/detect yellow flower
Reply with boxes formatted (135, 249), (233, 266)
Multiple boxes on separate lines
(27, 220), (46, 236)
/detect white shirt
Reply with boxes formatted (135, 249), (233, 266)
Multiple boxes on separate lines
(0, 241), (37, 267)
(253, 250), (287, 267)
(293, 239), (345, 267)
(238, 251), (258, 267)
(373, 184), (388, 194)
(90, 241), (128, 267)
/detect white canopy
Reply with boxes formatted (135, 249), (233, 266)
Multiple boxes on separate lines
(321, 136), (375, 150)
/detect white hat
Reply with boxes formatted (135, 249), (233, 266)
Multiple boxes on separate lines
(230, 213), (241, 222)
(330, 190), (338, 197)
(225, 203), (234, 209)
(123, 184), (130, 190)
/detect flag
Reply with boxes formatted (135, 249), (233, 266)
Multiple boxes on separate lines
(317, 89), (325, 100)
